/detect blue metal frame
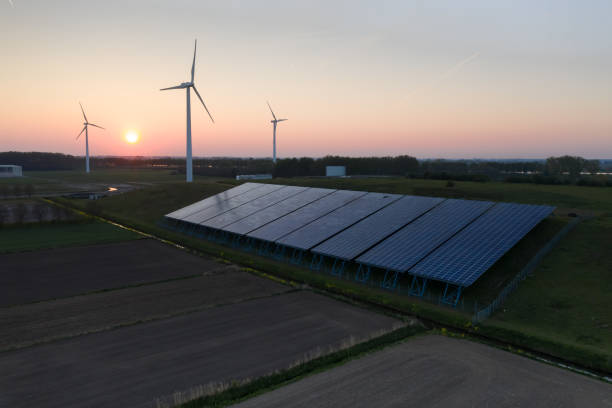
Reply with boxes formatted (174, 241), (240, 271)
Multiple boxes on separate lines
(440, 283), (463, 307)
(381, 269), (399, 290)
(290, 248), (304, 265)
(310, 253), (324, 271)
(257, 241), (272, 256)
(272, 244), (286, 261)
(409, 275), (428, 297)
(330, 258), (346, 277)
(355, 264), (371, 283)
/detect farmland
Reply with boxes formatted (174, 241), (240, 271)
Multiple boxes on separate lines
(0, 216), (407, 407)
(51, 173), (612, 373)
(233, 335), (612, 408)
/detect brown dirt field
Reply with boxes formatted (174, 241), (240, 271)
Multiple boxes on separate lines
(234, 334), (612, 408)
(0, 291), (402, 408)
(0, 238), (225, 306)
(0, 267), (290, 351)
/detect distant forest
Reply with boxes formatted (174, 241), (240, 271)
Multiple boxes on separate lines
(1, 151), (610, 186)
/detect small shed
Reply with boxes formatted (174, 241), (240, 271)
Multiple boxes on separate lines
(0, 165), (23, 178)
(325, 166), (346, 177)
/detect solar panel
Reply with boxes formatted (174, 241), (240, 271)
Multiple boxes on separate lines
(201, 186), (307, 229)
(247, 190), (366, 242)
(356, 199), (494, 272)
(165, 182), (262, 221)
(180, 183), (285, 225)
(311, 195), (444, 261)
(222, 188), (336, 235)
(410, 202), (554, 287)
(276, 192), (402, 251)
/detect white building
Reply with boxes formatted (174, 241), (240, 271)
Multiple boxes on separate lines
(236, 174), (273, 180)
(325, 166), (346, 177)
(0, 165), (23, 178)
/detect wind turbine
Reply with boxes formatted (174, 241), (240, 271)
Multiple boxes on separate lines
(76, 102), (104, 173)
(161, 39), (214, 183)
(267, 102), (287, 164)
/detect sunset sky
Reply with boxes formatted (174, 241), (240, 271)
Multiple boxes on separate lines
(1, 0), (611, 159)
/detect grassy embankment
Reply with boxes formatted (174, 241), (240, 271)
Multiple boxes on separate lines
(53, 176), (612, 373)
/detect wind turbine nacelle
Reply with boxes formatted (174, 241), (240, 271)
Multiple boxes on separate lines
(181, 82), (193, 87)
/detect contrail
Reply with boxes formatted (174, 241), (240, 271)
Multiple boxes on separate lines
(406, 51), (480, 96)
(437, 52), (480, 82)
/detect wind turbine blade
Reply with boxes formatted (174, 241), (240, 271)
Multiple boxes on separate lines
(191, 39), (197, 83)
(277, 119), (288, 122)
(79, 102), (88, 122)
(193, 85), (214, 123)
(267, 101), (277, 120)
(160, 84), (187, 91)
(88, 123), (105, 130)
(76, 126), (86, 140)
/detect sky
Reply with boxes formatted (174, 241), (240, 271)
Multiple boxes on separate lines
(1, 0), (611, 159)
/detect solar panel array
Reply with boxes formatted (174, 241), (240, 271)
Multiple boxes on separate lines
(166, 183), (554, 288)
(181, 183), (284, 224)
(410, 202), (555, 286)
(356, 199), (494, 272)
(312, 195), (444, 260)
(223, 188), (335, 235)
(166, 182), (261, 221)
(202, 186), (306, 229)
(247, 190), (366, 242)
(277, 192), (402, 250)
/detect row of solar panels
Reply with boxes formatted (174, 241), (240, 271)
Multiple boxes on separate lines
(166, 183), (554, 287)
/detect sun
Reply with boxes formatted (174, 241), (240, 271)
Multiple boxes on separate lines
(125, 130), (139, 144)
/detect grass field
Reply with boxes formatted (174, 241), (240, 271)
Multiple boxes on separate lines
(0, 169), (232, 197)
(485, 215), (612, 371)
(264, 177), (612, 213)
(0, 221), (140, 253)
(51, 174), (612, 373)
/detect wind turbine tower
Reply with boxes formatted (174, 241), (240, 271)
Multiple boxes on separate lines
(76, 103), (104, 173)
(267, 102), (287, 164)
(161, 39), (214, 182)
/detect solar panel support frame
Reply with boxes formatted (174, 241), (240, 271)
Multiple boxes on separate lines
(381, 269), (399, 290)
(355, 264), (371, 283)
(330, 258), (346, 277)
(290, 248), (305, 265)
(310, 253), (325, 271)
(409, 276), (428, 297)
(440, 283), (463, 307)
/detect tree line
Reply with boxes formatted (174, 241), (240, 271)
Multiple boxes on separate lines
(1, 151), (609, 186)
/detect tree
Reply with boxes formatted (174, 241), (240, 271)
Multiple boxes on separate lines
(584, 160), (600, 175)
